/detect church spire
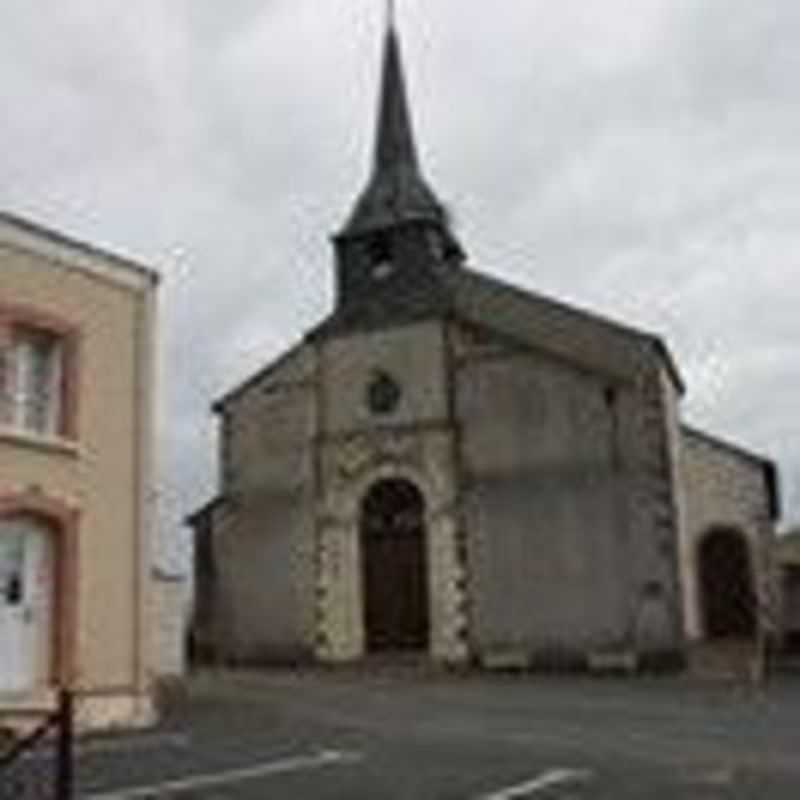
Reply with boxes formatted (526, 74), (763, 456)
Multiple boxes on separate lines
(326, 6), (465, 330)
(374, 5), (418, 173)
(386, 0), (396, 32)
(339, 8), (449, 237)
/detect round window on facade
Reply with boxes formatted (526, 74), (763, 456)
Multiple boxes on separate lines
(367, 371), (401, 416)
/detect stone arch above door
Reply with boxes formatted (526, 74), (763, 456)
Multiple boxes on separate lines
(315, 441), (469, 664)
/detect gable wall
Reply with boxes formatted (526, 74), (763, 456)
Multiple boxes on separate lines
(201, 286), (688, 667)
(453, 322), (683, 662)
(450, 270), (660, 387)
(679, 429), (777, 641)
(320, 320), (449, 434)
(453, 324), (627, 657)
(212, 343), (318, 662)
(222, 344), (316, 496)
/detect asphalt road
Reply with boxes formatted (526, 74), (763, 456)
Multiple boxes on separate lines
(74, 669), (800, 798)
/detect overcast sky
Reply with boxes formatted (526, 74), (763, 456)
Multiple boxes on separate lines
(1, 0), (798, 564)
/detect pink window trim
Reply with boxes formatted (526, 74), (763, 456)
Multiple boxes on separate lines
(0, 303), (81, 440)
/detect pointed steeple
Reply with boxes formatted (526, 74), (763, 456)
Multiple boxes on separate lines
(324, 8), (465, 334)
(374, 13), (418, 172)
(340, 10), (448, 237)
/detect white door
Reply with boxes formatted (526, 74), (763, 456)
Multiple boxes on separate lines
(0, 519), (51, 692)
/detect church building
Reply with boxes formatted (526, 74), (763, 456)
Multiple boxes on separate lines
(189, 18), (780, 672)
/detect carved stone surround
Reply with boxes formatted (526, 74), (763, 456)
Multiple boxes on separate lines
(314, 426), (469, 663)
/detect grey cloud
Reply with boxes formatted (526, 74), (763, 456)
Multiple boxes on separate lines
(1, 0), (798, 563)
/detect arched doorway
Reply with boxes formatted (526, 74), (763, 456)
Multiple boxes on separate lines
(360, 479), (429, 652)
(0, 515), (55, 691)
(699, 528), (757, 639)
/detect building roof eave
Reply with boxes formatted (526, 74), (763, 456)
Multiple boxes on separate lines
(0, 211), (160, 290)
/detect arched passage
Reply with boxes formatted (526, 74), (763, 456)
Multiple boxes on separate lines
(699, 528), (757, 639)
(360, 478), (429, 652)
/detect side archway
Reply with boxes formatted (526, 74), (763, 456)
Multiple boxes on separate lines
(698, 527), (756, 639)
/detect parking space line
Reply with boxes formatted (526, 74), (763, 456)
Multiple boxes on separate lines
(83, 749), (363, 799)
(478, 768), (593, 799)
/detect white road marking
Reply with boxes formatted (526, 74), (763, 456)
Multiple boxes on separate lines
(84, 749), (363, 799)
(479, 768), (593, 799)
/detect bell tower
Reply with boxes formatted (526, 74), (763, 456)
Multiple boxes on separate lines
(330, 10), (465, 331)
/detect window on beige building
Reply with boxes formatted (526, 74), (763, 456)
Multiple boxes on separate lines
(2, 326), (65, 436)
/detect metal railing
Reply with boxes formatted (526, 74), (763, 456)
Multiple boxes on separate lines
(0, 690), (73, 800)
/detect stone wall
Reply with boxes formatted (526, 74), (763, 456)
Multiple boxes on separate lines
(211, 344), (318, 663)
(452, 322), (682, 664)
(679, 427), (778, 642)
(617, 360), (685, 661)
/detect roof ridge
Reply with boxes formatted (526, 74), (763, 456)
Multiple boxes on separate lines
(457, 266), (662, 345)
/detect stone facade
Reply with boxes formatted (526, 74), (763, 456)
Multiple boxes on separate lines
(206, 343), (317, 664)
(679, 428), (780, 642)
(194, 309), (727, 668)
(189, 18), (779, 673)
(316, 322), (466, 663)
(452, 323), (681, 664)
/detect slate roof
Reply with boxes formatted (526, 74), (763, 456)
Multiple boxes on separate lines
(443, 267), (685, 392)
(339, 21), (447, 237)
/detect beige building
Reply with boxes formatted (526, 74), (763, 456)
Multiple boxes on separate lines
(0, 212), (158, 729)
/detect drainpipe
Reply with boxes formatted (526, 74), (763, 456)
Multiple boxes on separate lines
(132, 275), (158, 709)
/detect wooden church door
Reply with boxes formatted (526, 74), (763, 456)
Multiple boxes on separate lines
(360, 479), (429, 652)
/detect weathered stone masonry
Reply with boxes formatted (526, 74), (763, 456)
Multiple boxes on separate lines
(188, 15), (780, 671)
